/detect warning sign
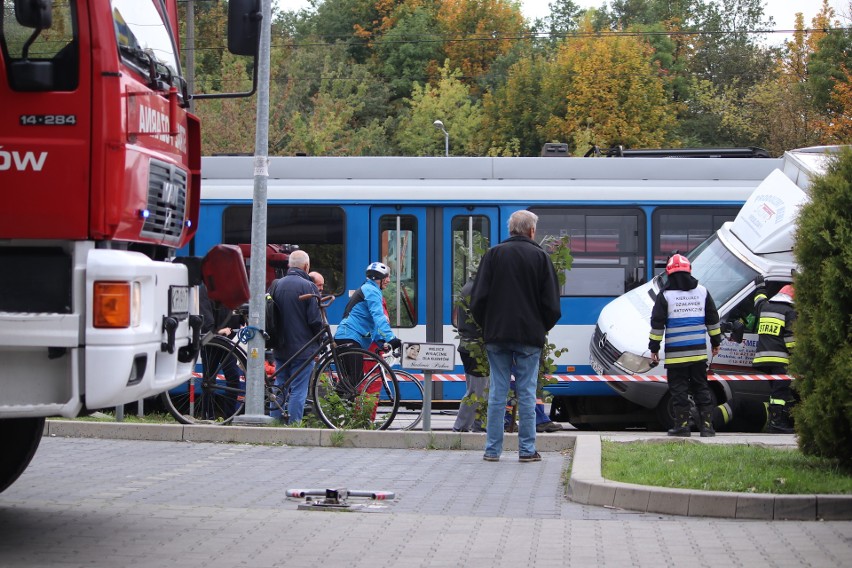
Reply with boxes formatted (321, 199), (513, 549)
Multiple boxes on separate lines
(401, 342), (456, 371)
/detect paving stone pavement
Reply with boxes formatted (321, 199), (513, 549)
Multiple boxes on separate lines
(1, 436), (851, 567)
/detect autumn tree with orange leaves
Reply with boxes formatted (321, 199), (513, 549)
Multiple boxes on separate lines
(539, 16), (679, 153)
(436, 0), (526, 93)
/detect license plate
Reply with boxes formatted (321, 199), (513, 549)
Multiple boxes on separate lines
(589, 355), (605, 376)
(169, 285), (189, 319)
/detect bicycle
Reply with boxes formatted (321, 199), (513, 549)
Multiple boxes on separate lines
(377, 351), (424, 431)
(162, 293), (403, 430)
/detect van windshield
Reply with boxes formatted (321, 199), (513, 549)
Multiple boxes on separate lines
(660, 234), (758, 308)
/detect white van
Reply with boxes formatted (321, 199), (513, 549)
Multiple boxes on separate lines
(575, 146), (838, 429)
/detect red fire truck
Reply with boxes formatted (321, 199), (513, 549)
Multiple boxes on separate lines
(0, 0), (258, 492)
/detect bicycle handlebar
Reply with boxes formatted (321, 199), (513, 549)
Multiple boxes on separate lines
(298, 293), (335, 309)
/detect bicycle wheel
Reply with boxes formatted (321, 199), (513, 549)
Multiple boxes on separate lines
(387, 369), (424, 431)
(162, 335), (247, 424)
(311, 348), (399, 430)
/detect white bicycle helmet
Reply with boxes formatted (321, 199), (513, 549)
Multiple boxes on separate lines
(366, 262), (390, 280)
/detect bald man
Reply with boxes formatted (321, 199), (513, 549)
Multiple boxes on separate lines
(269, 250), (322, 424)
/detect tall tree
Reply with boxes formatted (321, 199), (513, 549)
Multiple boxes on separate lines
(303, 0), (381, 62)
(394, 62), (486, 155)
(372, 3), (445, 100)
(268, 42), (392, 156)
(436, 0), (526, 91)
(539, 16), (679, 153)
(481, 55), (549, 156)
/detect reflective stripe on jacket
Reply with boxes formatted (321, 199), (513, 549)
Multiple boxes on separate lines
(649, 284), (721, 367)
(753, 294), (796, 368)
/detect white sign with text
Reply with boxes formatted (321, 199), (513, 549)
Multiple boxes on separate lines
(401, 342), (456, 371)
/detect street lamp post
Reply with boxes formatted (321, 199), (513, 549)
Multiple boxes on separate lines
(433, 119), (449, 157)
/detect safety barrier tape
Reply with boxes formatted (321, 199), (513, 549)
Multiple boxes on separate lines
(192, 372), (792, 383)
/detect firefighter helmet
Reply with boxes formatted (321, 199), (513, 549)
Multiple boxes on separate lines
(666, 254), (691, 275)
(779, 284), (795, 299)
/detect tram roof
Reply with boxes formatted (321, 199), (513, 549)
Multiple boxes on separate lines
(200, 155), (783, 203)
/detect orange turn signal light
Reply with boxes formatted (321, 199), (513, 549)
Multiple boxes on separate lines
(93, 282), (131, 328)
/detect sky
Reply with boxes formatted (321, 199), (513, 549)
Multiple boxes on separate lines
(277, 0), (849, 43)
(521, 1), (849, 46)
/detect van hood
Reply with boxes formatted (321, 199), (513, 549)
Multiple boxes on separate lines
(597, 279), (657, 360)
(729, 169), (808, 255)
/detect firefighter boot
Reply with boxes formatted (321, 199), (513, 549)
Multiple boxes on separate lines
(768, 402), (794, 434)
(667, 412), (691, 437)
(698, 408), (715, 438)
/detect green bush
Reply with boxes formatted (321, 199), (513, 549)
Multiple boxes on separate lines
(790, 147), (852, 469)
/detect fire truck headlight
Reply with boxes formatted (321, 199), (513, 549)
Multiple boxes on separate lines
(94, 282), (141, 328)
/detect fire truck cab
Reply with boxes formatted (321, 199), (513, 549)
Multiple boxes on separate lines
(0, 0), (258, 493)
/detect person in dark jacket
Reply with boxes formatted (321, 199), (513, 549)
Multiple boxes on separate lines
(198, 284), (244, 419)
(470, 210), (561, 463)
(270, 250), (322, 424)
(752, 282), (797, 433)
(649, 253), (722, 437)
(452, 277), (489, 432)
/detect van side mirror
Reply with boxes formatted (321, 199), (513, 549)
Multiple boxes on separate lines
(227, 0), (261, 57)
(14, 0), (52, 29)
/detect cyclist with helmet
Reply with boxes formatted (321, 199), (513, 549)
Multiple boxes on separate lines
(649, 253), (723, 437)
(334, 262), (402, 379)
(752, 280), (797, 433)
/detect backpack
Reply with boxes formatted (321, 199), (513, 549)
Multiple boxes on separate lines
(265, 279), (283, 349)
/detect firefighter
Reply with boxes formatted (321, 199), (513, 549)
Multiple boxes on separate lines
(752, 281), (797, 433)
(649, 253), (723, 437)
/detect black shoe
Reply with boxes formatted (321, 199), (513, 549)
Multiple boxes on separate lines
(699, 410), (715, 437)
(667, 424), (691, 437)
(768, 404), (795, 434)
(519, 452), (542, 462)
(768, 422), (795, 434)
(536, 421), (563, 433)
(668, 412), (691, 437)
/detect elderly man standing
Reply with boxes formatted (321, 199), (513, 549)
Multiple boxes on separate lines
(470, 210), (561, 463)
(270, 250), (322, 424)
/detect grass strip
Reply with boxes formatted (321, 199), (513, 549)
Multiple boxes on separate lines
(601, 440), (852, 494)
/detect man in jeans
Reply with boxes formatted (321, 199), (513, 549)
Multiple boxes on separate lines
(470, 210), (561, 462)
(270, 250), (322, 424)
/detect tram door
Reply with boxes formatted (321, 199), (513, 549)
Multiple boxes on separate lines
(370, 206), (498, 404)
(439, 207), (498, 402)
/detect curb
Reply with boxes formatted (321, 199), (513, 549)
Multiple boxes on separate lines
(44, 420), (576, 452)
(567, 435), (852, 521)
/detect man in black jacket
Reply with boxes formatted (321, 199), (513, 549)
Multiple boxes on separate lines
(470, 210), (561, 463)
(270, 250), (322, 424)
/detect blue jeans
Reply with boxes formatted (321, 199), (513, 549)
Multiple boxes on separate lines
(485, 343), (541, 457)
(272, 358), (314, 424)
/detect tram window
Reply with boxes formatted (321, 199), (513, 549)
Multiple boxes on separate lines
(530, 207), (645, 297)
(379, 216), (417, 328)
(653, 207), (739, 273)
(221, 205), (345, 296)
(451, 215), (490, 304)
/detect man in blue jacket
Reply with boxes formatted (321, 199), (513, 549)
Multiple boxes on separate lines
(270, 250), (322, 424)
(470, 210), (561, 463)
